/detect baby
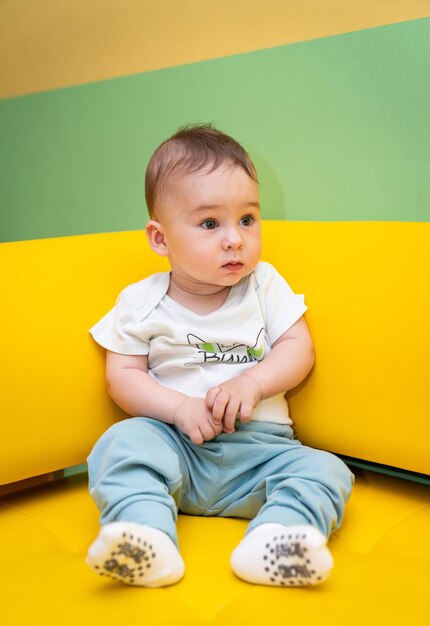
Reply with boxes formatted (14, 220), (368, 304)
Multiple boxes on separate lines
(86, 124), (354, 587)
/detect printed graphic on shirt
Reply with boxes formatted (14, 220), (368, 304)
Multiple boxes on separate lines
(186, 328), (265, 364)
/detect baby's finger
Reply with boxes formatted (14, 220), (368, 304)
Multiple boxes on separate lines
(200, 419), (217, 441)
(206, 386), (222, 418)
(189, 428), (204, 446)
(212, 419), (224, 436)
(212, 389), (231, 421)
(223, 398), (240, 433)
(238, 398), (255, 423)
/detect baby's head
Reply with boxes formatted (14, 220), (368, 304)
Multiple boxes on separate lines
(145, 124), (258, 219)
(145, 124), (262, 293)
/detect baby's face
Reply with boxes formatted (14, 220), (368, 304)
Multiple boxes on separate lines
(156, 164), (262, 293)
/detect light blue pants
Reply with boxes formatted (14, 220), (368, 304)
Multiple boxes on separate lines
(88, 417), (354, 548)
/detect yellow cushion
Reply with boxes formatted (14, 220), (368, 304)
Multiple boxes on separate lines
(0, 470), (428, 624)
(1, 222), (429, 623)
(1, 221), (429, 484)
(262, 221), (430, 474)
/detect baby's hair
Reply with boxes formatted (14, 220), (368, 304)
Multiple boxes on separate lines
(145, 123), (258, 217)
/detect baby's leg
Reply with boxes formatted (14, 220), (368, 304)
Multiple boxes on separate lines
(229, 442), (353, 587)
(86, 417), (189, 586)
(86, 522), (184, 587)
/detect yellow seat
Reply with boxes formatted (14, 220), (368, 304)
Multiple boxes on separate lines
(1, 222), (429, 625)
(1, 471), (428, 625)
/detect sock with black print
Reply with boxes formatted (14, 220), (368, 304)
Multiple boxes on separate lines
(86, 521), (185, 587)
(230, 523), (333, 587)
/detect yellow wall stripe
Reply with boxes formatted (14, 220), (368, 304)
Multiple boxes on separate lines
(1, 0), (429, 98)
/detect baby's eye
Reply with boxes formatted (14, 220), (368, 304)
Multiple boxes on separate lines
(239, 215), (255, 226)
(201, 219), (218, 230)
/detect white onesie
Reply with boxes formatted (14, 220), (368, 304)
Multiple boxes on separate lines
(90, 262), (307, 425)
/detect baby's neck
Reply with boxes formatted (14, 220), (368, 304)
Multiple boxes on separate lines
(167, 276), (231, 315)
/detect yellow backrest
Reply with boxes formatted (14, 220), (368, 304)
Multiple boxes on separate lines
(1, 221), (429, 485)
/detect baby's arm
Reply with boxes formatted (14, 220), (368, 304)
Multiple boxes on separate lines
(206, 317), (315, 433)
(106, 351), (222, 445)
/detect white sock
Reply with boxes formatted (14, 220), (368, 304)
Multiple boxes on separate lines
(230, 523), (333, 587)
(86, 521), (185, 587)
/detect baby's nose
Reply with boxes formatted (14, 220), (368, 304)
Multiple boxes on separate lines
(223, 227), (243, 250)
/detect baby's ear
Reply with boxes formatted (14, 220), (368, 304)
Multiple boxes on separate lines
(145, 220), (169, 256)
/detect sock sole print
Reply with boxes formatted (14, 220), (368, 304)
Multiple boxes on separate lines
(86, 522), (185, 587)
(230, 523), (333, 587)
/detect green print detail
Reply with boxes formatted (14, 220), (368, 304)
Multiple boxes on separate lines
(187, 329), (265, 364)
(247, 344), (264, 359)
(202, 342), (217, 353)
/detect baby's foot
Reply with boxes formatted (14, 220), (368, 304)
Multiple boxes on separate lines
(86, 521), (185, 587)
(230, 523), (333, 587)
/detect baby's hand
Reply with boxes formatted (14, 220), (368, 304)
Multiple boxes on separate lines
(173, 397), (223, 445)
(206, 375), (262, 434)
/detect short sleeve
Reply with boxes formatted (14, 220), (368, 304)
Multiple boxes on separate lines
(89, 289), (150, 355)
(254, 262), (308, 344)
(89, 272), (171, 355)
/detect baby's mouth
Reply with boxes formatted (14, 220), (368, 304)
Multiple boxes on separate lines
(223, 261), (244, 271)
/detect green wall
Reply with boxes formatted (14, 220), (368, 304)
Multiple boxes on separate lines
(1, 17), (429, 242)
